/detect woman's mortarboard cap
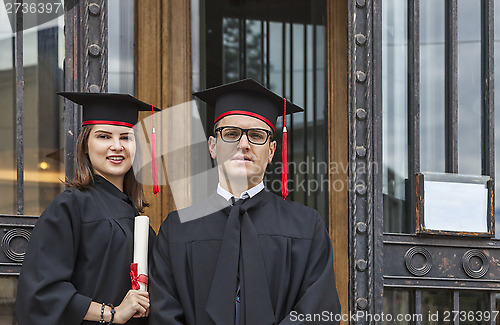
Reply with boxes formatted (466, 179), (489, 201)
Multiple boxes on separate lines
(58, 92), (162, 194)
(58, 92), (161, 128)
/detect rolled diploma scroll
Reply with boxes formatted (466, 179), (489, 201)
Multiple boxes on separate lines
(133, 215), (149, 291)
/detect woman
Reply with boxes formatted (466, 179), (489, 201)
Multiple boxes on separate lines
(15, 93), (159, 325)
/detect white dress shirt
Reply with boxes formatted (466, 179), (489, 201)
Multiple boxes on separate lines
(217, 182), (265, 201)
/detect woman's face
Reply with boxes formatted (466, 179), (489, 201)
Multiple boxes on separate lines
(87, 124), (136, 190)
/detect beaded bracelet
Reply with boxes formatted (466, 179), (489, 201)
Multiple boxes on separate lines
(99, 302), (106, 324)
(108, 304), (115, 325)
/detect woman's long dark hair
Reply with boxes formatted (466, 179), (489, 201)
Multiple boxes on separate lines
(65, 125), (149, 212)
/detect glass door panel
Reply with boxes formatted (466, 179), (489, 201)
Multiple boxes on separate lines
(203, 0), (329, 222)
(382, 0), (409, 233)
(22, 20), (65, 216)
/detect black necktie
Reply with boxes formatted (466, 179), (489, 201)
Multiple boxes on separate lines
(206, 192), (275, 325)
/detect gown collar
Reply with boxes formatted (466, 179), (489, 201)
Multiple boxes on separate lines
(93, 174), (133, 206)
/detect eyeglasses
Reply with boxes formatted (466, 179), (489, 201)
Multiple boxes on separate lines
(215, 126), (273, 145)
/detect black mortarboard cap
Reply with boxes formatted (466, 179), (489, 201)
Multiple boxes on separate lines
(58, 92), (160, 128)
(192, 79), (303, 131)
(59, 92), (162, 194)
(194, 79), (303, 199)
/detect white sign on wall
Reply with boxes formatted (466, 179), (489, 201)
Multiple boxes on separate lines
(419, 173), (492, 235)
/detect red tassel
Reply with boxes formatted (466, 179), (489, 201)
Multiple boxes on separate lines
(281, 98), (288, 199)
(151, 105), (159, 195)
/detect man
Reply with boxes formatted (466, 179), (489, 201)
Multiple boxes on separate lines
(150, 79), (340, 324)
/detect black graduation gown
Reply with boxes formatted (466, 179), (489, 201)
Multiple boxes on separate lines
(150, 189), (341, 325)
(15, 175), (156, 325)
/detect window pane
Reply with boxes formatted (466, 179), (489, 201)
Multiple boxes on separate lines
(420, 0), (445, 173)
(458, 0), (481, 175)
(22, 19), (65, 216)
(314, 25), (327, 215)
(291, 23), (305, 204)
(108, 0), (134, 94)
(459, 291), (489, 325)
(245, 20), (263, 83)
(496, 293), (500, 324)
(494, 0), (500, 238)
(0, 277), (17, 324)
(269, 21), (283, 94)
(421, 290), (453, 325)
(0, 17), (15, 214)
(382, 0), (409, 233)
(383, 288), (414, 325)
(223, 17), (240, 83)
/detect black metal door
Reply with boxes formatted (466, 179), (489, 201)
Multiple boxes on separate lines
(349, 0), (500, 324)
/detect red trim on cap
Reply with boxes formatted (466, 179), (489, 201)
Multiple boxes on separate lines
(214, 110), (275, 132)
(82, 120), (135, 128)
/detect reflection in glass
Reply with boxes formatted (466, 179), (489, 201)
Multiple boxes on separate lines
(108, 0), (134, 93)
(0, 277), (17, 324)
(245, 20), (263, 82)
(22, 18), (65, 216)
(383, 288), (414, 325)
(420, 0), (445, 173)
(421, 290), (452, 325)
(458, 0), (481, 175)
(223, 18), (240, 83)
(459, 291), (488, 325)
(382, 0), (409, 233)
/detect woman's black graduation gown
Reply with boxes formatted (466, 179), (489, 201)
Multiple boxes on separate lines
(15, 175), (155, 325)
(150, 189), (341, 325)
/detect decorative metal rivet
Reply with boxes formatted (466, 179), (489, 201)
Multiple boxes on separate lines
(356, 222), (367, 234)
(404, 246), (432, 276)
(356, 146), (366, 158)
(355, 184), (366, 196)
(88, 44), (101, 57)
(356, 297), (369, 310)
(355, 34), (367, 46)
(88, 84), (101, 93)
(356, 108), (367, 120)
(356, 259), (368, 271)
(356, 0), (366, 8)
(88, 3), (101, 15)
(356, 71), (367, 83)
(462, 249), (489, 279)
(2, 228), (30, 263)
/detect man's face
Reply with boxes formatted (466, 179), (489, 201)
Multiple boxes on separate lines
(208, 115), (276, 188)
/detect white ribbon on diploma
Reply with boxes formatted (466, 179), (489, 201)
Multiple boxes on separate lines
(131, 215), (149, 291)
